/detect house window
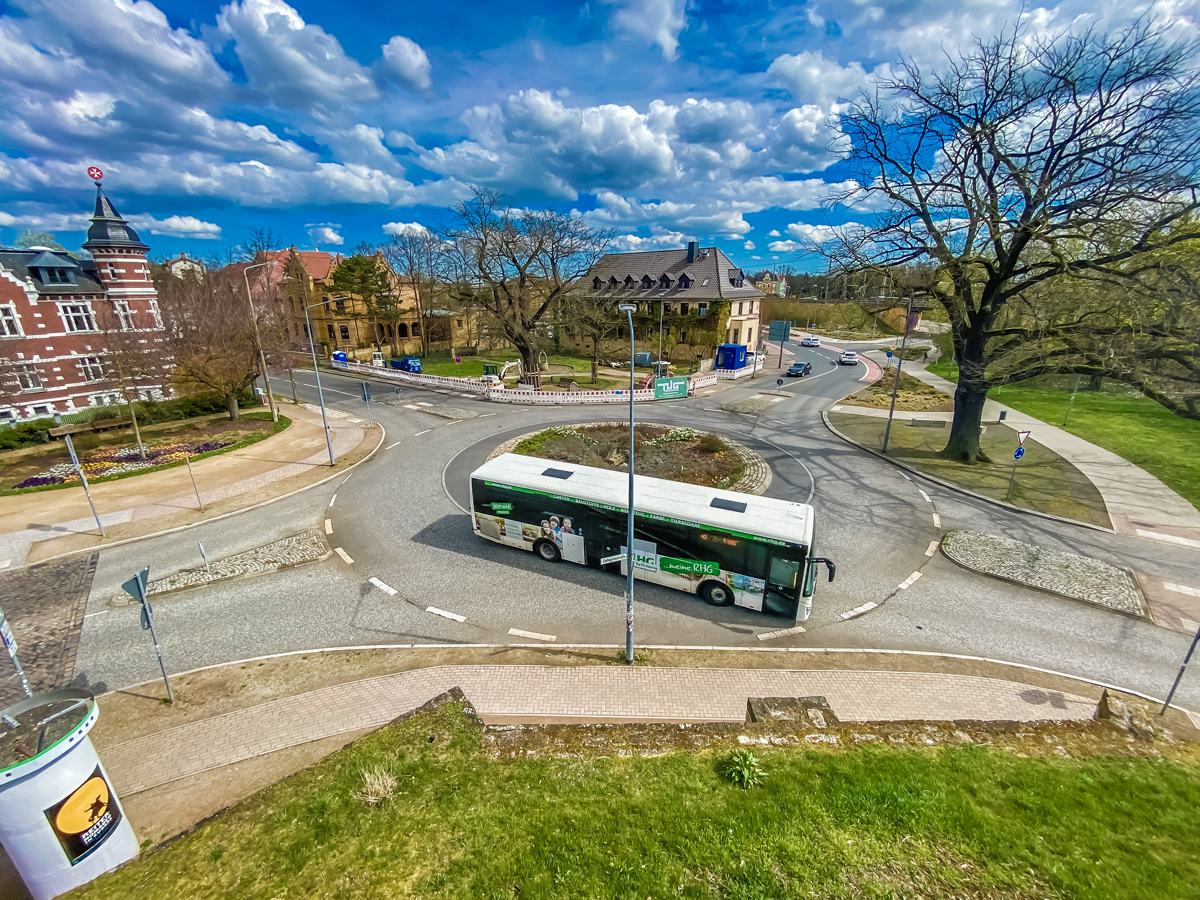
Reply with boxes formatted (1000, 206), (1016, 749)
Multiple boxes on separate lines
(608, 277), (618, 289)
(592, 277), (602, 291)
(624, 275), (635, 288)
(737, 302), (744, 316)
(114, 301), (135, 330)
(339, 324), (350, 340)
(0, 307), (19, 336)
(678, 274), (691, 288)
(746, 327), (754, 347)
(733, 329), (740, 343)
(45, 268), (72, 284)
(411, 322), (421, 337)
(456, 319), (463, 329)
(149, 299), (163, 328)
(61, 303), (96, 332)
(659, 275), (673, 289)
(335, 298), (346, 312)
(30, 404), (52, 417)
(397, 323), (409, 338)
(640, 275), (653, 289)
(681, 303), (689, 314)
(327, 324), (336, 340)
(698, 303), (708, 316)
(16, 364), (42, 391)
(79, 356), (105, 382)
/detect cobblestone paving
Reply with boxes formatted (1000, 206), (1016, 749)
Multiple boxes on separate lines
(942, 530), (1143, 615)
(107, 531), (330, 606)
(485, 423), (770, 494)
(100, 665), (1097, 795)
(424, 405), (479, 419)
(722, 393), (789, 415)
(0, 553), (97, 708)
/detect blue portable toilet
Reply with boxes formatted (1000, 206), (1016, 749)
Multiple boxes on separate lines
(331, 350), (348, 365)
(716, 344), (747, 370)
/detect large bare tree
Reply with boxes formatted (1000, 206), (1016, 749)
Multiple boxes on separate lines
(826, 19), (1200, 462)
(381, 230), (449, 358)
(442, 188), (613, 372)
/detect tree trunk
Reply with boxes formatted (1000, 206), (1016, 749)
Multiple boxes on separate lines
(226, 392), (240, 421)
(591, 356), (598, 383)
(941, 378), (990, 463)
(129, 403), (146, 461)
(1088, 375), (1103, 391)
(288, 369), (297, 404)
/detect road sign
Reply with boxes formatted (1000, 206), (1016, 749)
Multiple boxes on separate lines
(1014, 446), (1025, 460)
(653, 376), (688, 400)
(121, 567), (149, 606)
(886, 351), (893, 358)
(601, 553), (626, 566)
(87, 166), (103, 181)
(777, 378), (784, 386)
(360, 381), (371, 402)
(1017, 430), (1031, 446)
(767, 320), (791, 342)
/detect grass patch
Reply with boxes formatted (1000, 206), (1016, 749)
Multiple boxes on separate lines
(513, 423), (745, 489)
(0, 412), (289, 495)
(842, 367), (953, 412)
(71, 702), (1200, 900)
(922, 367), (1200, 512)
(828, 411), (1111, 527)
(416, 350), (596, 379)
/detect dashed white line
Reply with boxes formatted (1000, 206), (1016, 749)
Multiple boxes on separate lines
(840, 601), (878, 620)
(1164, 582), (1200, 598)
(348, 418), (363, 423)
(413, 429), (431, 436)
(369, 577), (398, 596)
(900, 472), (911, 481)
(328, 493), (337, 507)
(334, 547), (354, 564)
(757, 624), (807, 641)
(385, 440), (404, 449)
(478, 413), (496, 418)
(932, 513), (942, 529)
(416, 401), (433, 407)
(508, 627), (556, 642)
(444, 420), (460, 426)
(1137, 529), (1200, 549)
(426, 606), (466, 623)
(918, 490), (931, 502)
(403, 404), (421, 410)
(897, 571), (923, 590)
(84, 610), (109, 618)
(925, 540), (939, 557)
(324, 519), (333, 535)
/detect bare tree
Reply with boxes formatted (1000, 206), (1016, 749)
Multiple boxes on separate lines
(825, 19), (1200, 462)
(242, 227), (282, 262)
(441, 188), (613, 372)
(381, 231), (448, 358)
(94, 302), (163, 458)
(560, 291), (626, 381)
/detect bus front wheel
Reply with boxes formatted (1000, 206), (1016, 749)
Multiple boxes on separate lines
(699, 581), (733, 606)
(534, 540), (560, 562)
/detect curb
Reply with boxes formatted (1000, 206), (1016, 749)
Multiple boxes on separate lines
(9, 422), (387, 570)
(821, 409), (1118, 535)
(99, 643), (1197, 719)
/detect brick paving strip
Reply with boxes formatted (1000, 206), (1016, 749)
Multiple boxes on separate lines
(942, 530), (1143, 616)
(106, 530), (330, 606)
(99, 665), (1096, 796)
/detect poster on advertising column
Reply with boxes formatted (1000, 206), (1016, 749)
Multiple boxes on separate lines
(44, 766), (123, 865)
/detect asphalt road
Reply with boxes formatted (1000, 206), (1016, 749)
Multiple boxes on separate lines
(68, 341), (1200, 710)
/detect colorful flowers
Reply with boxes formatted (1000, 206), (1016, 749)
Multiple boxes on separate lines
(15, 440), (235, 489)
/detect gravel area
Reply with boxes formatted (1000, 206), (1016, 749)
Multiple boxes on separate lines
(107, 530), (331, 606)
(942, 530), (1144, 616)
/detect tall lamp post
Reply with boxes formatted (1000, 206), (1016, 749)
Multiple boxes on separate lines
(243, 261), (279, 423)
(881, 291), (916, 454)
(618, 302), (638, 665)
(303, 300), (337, 467)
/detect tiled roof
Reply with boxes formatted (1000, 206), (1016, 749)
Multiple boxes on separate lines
(0, 251), (105, 295)
(82, 186), (149, 252)
(581, 246), (761, 300)
(264, 249), (340, 281)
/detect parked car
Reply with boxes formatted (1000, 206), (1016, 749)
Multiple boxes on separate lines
(785, 361), (812, 377)
(838, 350), (859, 366)
(800, 336), (821, 347)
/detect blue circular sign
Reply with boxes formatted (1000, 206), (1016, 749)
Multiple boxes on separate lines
(1014, 446), (1025, 460)
(886, 351), (893, 357)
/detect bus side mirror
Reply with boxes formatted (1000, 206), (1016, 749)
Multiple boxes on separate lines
(811, 557), (836, 583)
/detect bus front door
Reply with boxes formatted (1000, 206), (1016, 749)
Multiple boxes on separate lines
(763, 555), (802, 618)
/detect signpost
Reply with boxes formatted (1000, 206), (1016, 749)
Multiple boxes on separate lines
(768, 320), (791, 369)
(54, 416), (105, 537)
(1006, 431), (1031, 502)
(0, 603), (32, 698)
(120, 568), (173, 703)
(360, 381), (373, 422)
(198, 541), (211, 577)
(653, 376), (688, 400)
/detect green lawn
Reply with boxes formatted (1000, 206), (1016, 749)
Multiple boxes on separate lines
(73, 702), (1200, 900)
(926, 364), (1200, 511)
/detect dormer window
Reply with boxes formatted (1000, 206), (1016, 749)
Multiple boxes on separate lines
(729, 269), (745, 287)
(659, 275), (673, 290)
(593, 276), (603, 291)
(624, 275), (635, 289)
(640, 275), (653, 289)
(45, 268), (72, 284)
(608, 276), (619, 289)
(678, 274), (691, 289)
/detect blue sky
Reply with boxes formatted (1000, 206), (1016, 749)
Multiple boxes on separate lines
(0, 0), (1193, 270)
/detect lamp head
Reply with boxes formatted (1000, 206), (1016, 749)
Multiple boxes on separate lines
(617, 303), (637, 313)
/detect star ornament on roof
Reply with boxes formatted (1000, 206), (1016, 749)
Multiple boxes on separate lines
(87, 166), (103, 183)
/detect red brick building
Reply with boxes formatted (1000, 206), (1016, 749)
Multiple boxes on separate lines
(0, 186), (167, 423)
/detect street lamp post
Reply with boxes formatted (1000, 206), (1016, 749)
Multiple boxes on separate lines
(303, 300), (337, 467)
(243, 261), (279, 423)
(881, 292), (915, 454)
(618, 302), (638, 665)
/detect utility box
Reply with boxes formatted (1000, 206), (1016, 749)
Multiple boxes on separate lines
(715, 344), (748, 370)
(0, 690), (139, 900)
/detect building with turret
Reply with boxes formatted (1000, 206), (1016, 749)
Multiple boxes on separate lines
(0, 183), (167, 423)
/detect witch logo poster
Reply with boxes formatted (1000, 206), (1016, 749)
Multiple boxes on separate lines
(44, 766), (122, 865)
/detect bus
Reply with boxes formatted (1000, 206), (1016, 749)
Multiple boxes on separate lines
(469, 453), (835, 619)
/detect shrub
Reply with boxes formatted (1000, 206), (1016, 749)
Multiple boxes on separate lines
(697, 433), (726, 453)
(719, 749), (765, 789)
(351, 766), (397, 805)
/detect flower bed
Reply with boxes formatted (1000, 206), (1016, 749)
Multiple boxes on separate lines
(14, 440), (235, 489)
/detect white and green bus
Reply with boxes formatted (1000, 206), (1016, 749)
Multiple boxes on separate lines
(469, 453), (835, 620)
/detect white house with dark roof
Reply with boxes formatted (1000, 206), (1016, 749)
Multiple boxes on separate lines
(574, 242), (763, 358)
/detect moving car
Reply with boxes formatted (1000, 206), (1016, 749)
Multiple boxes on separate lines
(785, 361), (812, 377)
(800, 336), (821, 347)
(838, 350), (859, 365)
(388, 356), (423, 373)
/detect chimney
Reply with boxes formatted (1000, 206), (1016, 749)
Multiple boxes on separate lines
(686, 241), (698, 263)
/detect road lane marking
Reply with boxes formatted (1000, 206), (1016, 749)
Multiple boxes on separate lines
(897, 571), (923, 589)
(324, 519), (333, 534)
(413, 429), (431, 436)
(403, 404), (421, 410)
(348, 418), (363, 423)
(899, 472), (911, 481)
(508, 628), (556, 642)
(925, 541), (939, 557)
(328, 493), (337, 507)
(1182, 617), (1199, 631)
(385, 440), (404, 449)
(444, 420), (460, 426)
(840, 602), (878, 620)
(0, 560), (10, 570)
(295, 381), (357, 396)
(427, 606), (466, 622)
(84, 610), (109, 618)
(416, 401), (432, 406)
(1164, 582), (1200, 597)
(757, 624), (806, 641)
(478, 413), (495, 418)
(918, 490), (931, 502)
(1136, 529), (1200, 549)
(932, 513), (941, 529)
(334, 547), (354, 564)
(369, 577), (398, 596)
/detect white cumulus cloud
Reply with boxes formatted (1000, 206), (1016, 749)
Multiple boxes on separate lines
(127, 214), (222, 239)
(307, 223), (343, 246)
(378, 35), (432, 92)
(603, 0), (687, 61)
(382, 221), (429, 237)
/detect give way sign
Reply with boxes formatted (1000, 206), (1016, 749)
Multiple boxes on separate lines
(1017, 430), (1031, 446)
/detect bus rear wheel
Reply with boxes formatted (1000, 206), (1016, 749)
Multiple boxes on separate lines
(700, 581), (733, 606)
(534, 540), (560, 562)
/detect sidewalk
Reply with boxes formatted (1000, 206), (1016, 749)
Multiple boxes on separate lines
(899, 361), (1200, 544)
(98, 663), (1099, 797)
(0, 404), (373, 568)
